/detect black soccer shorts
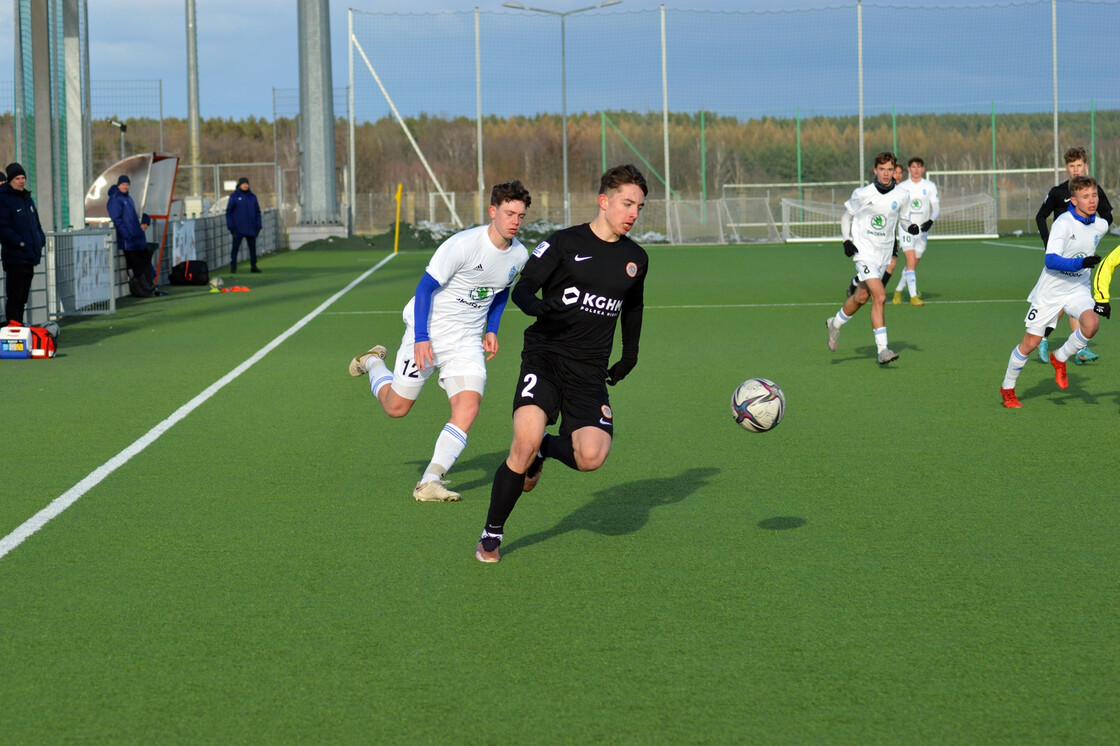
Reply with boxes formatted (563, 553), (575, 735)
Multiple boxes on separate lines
(513, 349), (614, 436)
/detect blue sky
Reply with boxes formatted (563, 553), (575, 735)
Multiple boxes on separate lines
(2, 1), (1112, 121)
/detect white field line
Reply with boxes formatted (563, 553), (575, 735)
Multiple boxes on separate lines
(0, 254), (398, 562)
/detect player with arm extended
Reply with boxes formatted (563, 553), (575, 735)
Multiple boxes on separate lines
(348, 180), (531, 501)
(826, 152), (914, 365)
(474, 164), (650, 563)
(891, 156), (939, 306)
(1034, 146), (1114, 364)
(1000, 176), (1107, 407)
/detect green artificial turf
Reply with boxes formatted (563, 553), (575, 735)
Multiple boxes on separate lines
(1, 237), (1118, 743)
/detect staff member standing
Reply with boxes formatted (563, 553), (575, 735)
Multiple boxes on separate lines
(0, 163), (46, 324)
(226, 177), (262, 273)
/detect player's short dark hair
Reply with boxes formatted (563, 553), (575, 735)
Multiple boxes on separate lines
(491, 180), (531, 208)
(874, 151), (897, 168)
(1064, 146), (1088, 164)
(908, 156), (924, 167)
(1069, 175), (1097, 194)
(599, 164), (648, 196)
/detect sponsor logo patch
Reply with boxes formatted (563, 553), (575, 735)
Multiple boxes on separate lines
(532, 241), (550, 258)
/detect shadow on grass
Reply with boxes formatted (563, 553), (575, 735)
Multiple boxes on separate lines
(501, 466), (719, 557)
(829, 341), (919, 365)
(405, 451), (508, 496)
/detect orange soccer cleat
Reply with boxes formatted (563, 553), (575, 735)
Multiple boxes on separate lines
(1000, 387), (1022, 408)
(1050, 355), (1068, 390)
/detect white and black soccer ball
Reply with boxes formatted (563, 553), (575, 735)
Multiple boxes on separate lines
(731, 378), (786, 432)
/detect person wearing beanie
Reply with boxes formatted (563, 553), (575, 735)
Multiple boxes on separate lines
(0, 162), (46, 324)
(107, 173), (162, 297)
(226, 176), (262, 273)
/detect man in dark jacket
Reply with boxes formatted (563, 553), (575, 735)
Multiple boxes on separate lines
(107, 174), (160, 297)
(0, 162), (46, 323)
(226, 177), (262, 273)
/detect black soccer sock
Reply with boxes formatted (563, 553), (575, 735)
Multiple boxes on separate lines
(483, 461), (526, 541)
(541, 433), (579, 471)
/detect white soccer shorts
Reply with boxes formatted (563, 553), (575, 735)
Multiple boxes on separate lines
(898, 231), (929, 259)
(1024, 288), (1094, 336)
(390, 323), (487, 400)
(853, 253), (890, 284)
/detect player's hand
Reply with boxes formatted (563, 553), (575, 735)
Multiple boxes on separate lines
(482, 332), (499, 361)
(606, 359), (636, 386)
(1095, 302), (1111, 319)
(1082, 255), (1103, 269)
(842, 240), (857, 257)
(413, 340), (435, 370)
(529, 296), (565, 316)
(906, 223), (920, 235)
(920, 219), (934, 232)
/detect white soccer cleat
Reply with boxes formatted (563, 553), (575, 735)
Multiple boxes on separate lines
(825, 317), (841, 351)
(348, 345), (387, 377)
(413, 480), (461, 502)
(877, 348), (899, 366)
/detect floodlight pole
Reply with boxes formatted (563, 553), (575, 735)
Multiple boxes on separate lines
(503, 1), (621, 226)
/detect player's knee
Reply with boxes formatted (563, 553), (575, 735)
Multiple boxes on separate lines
(381, 394), (413, 418)
(573, 444), (610, 471)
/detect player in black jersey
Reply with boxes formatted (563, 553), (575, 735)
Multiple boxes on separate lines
(475, 164), (650, 563)
(1035, 146), (1114, 364)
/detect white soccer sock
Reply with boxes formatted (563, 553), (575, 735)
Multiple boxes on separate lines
(366, 357), (393, 397)
(834, 309), (852, 326)
(1055, 329), (1089, 363)
(894, 272), (906, 292)
(1002, 345), (1030, 389)
(421, 423), (468, 484)
(904, 269), (918, 297)
(873, 326), (888, 353)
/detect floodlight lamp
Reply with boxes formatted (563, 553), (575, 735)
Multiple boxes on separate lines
(109, 119), (127, 133)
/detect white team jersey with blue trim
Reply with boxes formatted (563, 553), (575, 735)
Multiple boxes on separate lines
(896, 178), (939, 233)
(845, 182), (908, 262)
(403, 224), (528, 343)
(1028, 210), (1108, 301)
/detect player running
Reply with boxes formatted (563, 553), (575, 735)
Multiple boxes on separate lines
(1000, 176), (1107, 408)
(475, 164), (649, 563)
(1034, 147), (1114, 364)
(348, 180), (531, 501)
(826, 151), (916, 365)
(891, 157), (939, 306)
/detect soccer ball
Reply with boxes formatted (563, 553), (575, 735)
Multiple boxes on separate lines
(731, 378), (786, 432)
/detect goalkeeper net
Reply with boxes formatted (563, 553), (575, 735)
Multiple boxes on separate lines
(781, 193), (997, 242)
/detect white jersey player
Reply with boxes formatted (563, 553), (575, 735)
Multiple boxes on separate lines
(826, 151), (915, 365)
(892, 157), (940, 305)
(348, 180), (532, 501)
(999, 175), (1107, 407)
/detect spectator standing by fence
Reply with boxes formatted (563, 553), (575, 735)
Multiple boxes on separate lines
(226, 177), (262, 273)
(0, 163), (46, 324)
(107, 175), (161, 298)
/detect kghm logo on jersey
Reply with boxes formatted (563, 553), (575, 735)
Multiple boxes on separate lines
(469, 287), (492, 301)
(871, 215), (886, 229)
(562, 285), (624, 317)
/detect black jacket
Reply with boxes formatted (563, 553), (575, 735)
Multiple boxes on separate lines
(0, 183), (46, 267)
